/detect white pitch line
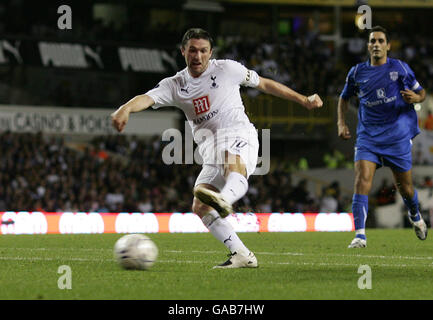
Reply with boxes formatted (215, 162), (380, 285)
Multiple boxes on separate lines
(258, 251), (433, 261)
(1, 247), (433, 262)
(0, 256), (106, 262)
(0, 256), (201, 264)
(0, 256), (431, 269)
(168, 250), (433, 261)
(0, 247), (109, 252)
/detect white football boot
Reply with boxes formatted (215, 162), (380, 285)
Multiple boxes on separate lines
(194, 186), (233, 218)
(408, 214), (428, 240)
(348, 237), (367, 248)
(213, 251), (258, 269)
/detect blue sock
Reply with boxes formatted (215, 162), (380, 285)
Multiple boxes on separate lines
(352, 194), (368, 240)
(402, 190), (421, 222)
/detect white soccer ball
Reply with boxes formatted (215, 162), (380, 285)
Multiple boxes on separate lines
(113, 234), (158, 270)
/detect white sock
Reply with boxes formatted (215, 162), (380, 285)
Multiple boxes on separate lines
(355, 228), (366, 238)
(220, 171), (249, 205)
(201, 210), (249, 255)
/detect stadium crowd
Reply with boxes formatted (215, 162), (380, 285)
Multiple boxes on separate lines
(0, 131), (352, 214)
(217, 32), (344, 100)
(6, 130), (433, 217)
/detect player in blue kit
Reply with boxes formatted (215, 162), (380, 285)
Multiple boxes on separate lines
(337, 26), (428, 248)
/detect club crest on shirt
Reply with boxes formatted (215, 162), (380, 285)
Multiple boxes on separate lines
(210, 75), (219, 89)
(389, 71), (398, 81)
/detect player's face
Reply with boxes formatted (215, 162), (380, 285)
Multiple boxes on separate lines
(367, 32), (390, 61)
(182, 38), (212, 78)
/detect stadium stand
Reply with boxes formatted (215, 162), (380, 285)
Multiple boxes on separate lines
(0, 130), (349, 213)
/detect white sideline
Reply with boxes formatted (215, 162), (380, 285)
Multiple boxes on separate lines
(1, 247), (433, 261)
(170, 250), (433, 261)
(0, 247), (433, 269)
(0, 256), (431, 269)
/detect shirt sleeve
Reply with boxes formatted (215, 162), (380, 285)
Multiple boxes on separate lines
(340, 66), (356, 100)
(224, 59), (260, 88)
(145, 78), (176, 109)
(400, 61), (423, 92)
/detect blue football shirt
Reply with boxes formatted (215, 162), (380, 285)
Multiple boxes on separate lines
(340, 58), (422, 150)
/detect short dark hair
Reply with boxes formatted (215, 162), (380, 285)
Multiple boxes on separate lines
(181, 28), (214, 49)
(368, 26), (389, 43)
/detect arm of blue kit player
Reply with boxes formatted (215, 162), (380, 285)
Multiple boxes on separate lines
(256, 76), (323, 110)
(337, 97), (351, 140)
(111, 94), (155, 132)
(400, 88), (426, 104)
(340, 66), (356, 100)
(337, 67), (356, 140)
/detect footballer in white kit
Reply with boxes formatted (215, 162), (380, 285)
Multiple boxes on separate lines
(111, 28), (323, 269)
(146, 58), (260, 189)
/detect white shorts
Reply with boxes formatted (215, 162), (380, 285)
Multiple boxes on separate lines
(194, 128), (259, 190)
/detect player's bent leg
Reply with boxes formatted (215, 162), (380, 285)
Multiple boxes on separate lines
(194, 185), (233, 218)
(198, 132), (256, 217)
(219, 152), (249, 206)
(193, 185), (257, 269)
(392, 170), (428, 240)
(194, 153), (249, 218)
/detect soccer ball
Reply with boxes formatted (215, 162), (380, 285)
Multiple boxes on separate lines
(113, 234), (158, 270)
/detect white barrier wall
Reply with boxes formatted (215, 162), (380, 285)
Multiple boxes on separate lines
(0, 212), (354, 235)
(0, 105), (181, 135)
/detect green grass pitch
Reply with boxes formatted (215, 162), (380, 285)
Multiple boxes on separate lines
(0, 230), (432, 300)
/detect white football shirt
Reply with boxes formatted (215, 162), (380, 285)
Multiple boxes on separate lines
(145, 59), (260, 144)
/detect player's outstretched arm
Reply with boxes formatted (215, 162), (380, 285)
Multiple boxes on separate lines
(337, 97), (351, 140)
(255, 76), (323, 110)
(111, 94), (155, 132)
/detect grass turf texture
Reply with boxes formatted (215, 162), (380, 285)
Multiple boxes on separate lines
(0, 230), (432, 300)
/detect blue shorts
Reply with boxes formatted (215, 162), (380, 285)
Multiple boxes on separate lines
(354, 139), (413, 173)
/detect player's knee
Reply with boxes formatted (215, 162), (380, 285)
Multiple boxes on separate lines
(397, 182), (414, 199)
(223, 154), (247, 177)
(354, 174), (373, 193)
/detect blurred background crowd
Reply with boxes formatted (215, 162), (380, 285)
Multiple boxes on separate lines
(0, 131), (346, 213)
